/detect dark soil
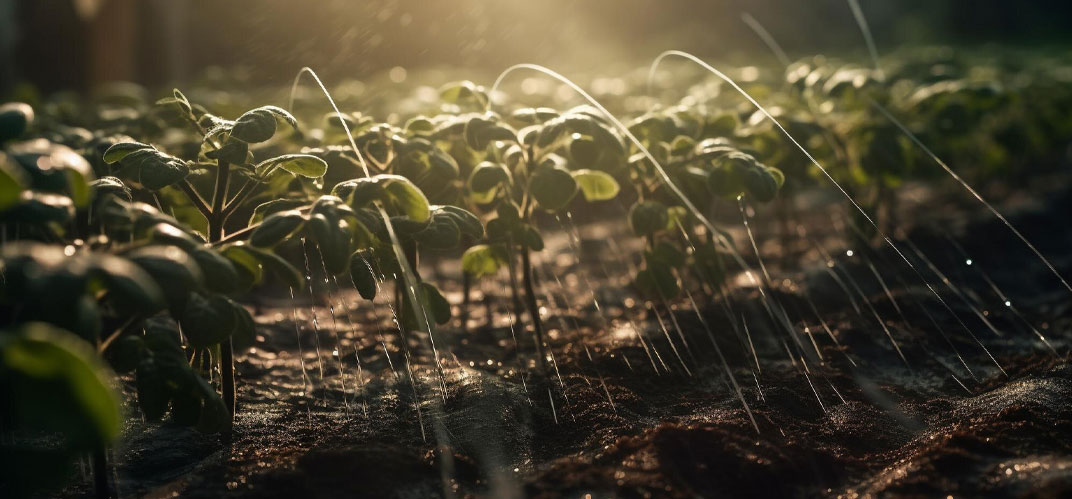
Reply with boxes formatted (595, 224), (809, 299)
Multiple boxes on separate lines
(66, 174), (1072, 498)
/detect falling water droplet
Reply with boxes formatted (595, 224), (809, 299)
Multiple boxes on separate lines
(966, 259), (973, 266)
(846, 250), (854, 257)
(1005, 300), (1012, 307)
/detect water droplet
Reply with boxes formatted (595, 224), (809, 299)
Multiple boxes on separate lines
(63, 245), (76, 256)
(1005, 300), (1012, 307)
(845, 250), (854, 257)
(965, 259), (973, 266)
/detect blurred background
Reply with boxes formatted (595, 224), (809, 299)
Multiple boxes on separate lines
(2, 0), (1070, 95)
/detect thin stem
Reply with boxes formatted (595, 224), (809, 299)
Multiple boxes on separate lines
(178, 180), (211, 218)
(222, 178), (260, 221)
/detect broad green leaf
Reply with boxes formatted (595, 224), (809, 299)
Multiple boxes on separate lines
(127, 246), (203, 308)
(222, 242), (304, 290)
(256, 154), (328, 178)
(439, 81), (489, 107)
(571, 169), (619, 202)
(349, 251), (378, 300)
(0, 159), (26, 212)
(468, 161), (512, 192)
(250, 210), (305, 248)
(191, 248), (240, 293)
(462, 244), (508, 277)
(249, 198), (306, 224)
(420, 282), (451, 325)
(117, 147), (190, 190)
(231, 303), (256, 351)
(528, 166), (577, 212)
(180, 293), (237, 348)
(523, 225), (544, 251)
(0, 102), (34, 143)
(634, 261), (680, 299)
(230, 106), (298, 143)
(0, 322), (120, 450)
(102, 141), (152, 164)
(629, 201), (669, 236)
(89, 253), (166, 314)
(412, 213), (461, 250)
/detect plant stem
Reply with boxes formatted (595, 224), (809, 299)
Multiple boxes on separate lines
(92, 446), (113, 499)
(208, 160), (237, 419)
(460, 271), (471, 334)
(520, 243), (549, 377)
(178, 180), (211, 217)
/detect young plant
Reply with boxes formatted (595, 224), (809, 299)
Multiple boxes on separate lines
(102, 89), (324, 417)
(456, 106), (623, 376)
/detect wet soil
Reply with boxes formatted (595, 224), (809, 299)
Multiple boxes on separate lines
(67, 174), (1072, 498)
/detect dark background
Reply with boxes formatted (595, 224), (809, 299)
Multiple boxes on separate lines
(3, 0), (1071, 94)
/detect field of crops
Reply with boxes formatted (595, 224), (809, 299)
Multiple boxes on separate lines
(3, 3), (1072, 497)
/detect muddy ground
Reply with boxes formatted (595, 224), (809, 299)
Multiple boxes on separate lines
(65, 173), (1072, 498)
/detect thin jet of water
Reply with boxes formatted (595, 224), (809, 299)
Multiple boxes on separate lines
(869, 102), (1072, 296)
(299, 238), (327, 382)
(942, 235), (1058, 354)
(846, 0), (885, 80)
(646, 51), (996, 371)
(740, 12), (791, 67)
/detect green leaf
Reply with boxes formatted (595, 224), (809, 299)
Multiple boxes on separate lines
(0, 102), (34, 143)
(180, 293), (238, 348)
(220, 243), (263, 287)
(90, 176), (132, 202)
(465, 116), (517, 150)
(462, 244), (509, 277)
(231, 303), (256, 351)
(255, 154), (328, 178)
(333, 174), (430, 222)
(148, 222), (201, 250)
(468, 161), (512, 192)
(634, 261), (680, 299)
(0, 160), (26, 212)
(742, 166), (779, 203)
(89, 254), (166, 314)
(523, 225), (544, 251)
(435, 205), (483, 240)
(9, 191), (75, 226)
(412, 213), (461, 250)
(629, 201), (669, 236)
(439, 81), (489, 107)
(191, 248), (240, 294)
(102, 141), (152, 164)
(117, 147), (190, 190)
(571, 169), (620, 202)
(0, 322), (121, 450)
(349, 251), (378, 300)
(649, 240), (686, 268)
(249, 198), (306, 224)
(222, 242), (304, 290)
(306, 213), (351, 275)
(127, 246), (204, 309)
(230, 106), (298, 143)
(420, 282), (452, 325)
(528, 166), (577, 212)
(250, 209), (305, 248)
